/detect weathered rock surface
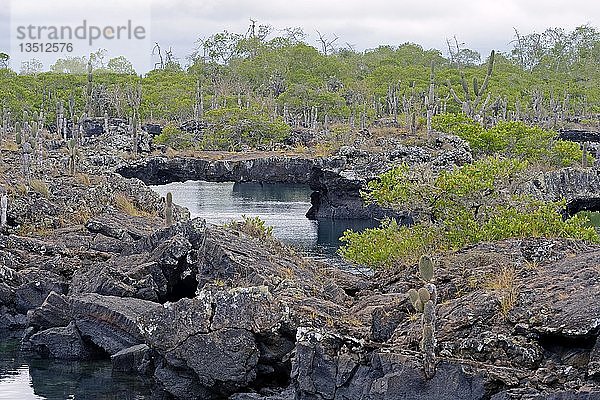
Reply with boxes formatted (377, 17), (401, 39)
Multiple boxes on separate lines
(5, 130), (600, 399)
(15, 211), (600, 400)
(116, 132), (473, 220)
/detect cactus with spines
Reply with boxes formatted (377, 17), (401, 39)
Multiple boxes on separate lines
(66, 138), (81, 175)
(407, 255), (437, 379)
(30, 121), (43, 173)
(15, 130), (22, 146)
(86, 60), (93, 116)
(104, 110), (109, 135)
(1, 106), (8, 144)
(447, 50), (495, 118)
(165, 192), (173, 226)
(38, 110), (44, 130)
(425, 61), (436, 134)
(20, 140), (33, 181)
(69, 94), (76, 141)
(56, 100), (64, 139)
(0, 190), (7, 229)
(131, 112), (139, 157)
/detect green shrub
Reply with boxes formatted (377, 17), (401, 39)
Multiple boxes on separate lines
(202, 107), (290, 150)
(225, 215), (273, 240)
(340, 156), (600, 268)
(339, 219), (442, 269)
(432, 114), (591, 167)
(153, 122), (193, 150)
(551, 140), (593, 167)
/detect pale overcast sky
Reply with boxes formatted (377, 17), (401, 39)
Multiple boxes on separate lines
(0, 0), (598, 72)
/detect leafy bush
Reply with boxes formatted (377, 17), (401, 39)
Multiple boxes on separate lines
(432, 114), (591, 167)
(339, 219), (441, 269)
(153, 123), (194, 150)
(225, 215), (274, 240)
(340, 156), (599, 268)
(202, 107), (290, 150)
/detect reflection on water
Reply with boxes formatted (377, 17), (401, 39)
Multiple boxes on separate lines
(0, 332), (163, 400)
(0, 182), (379, 398)
(151, 181), (379, 264)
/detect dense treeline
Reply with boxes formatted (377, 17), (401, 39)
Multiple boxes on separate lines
(2, 24), (600, 130)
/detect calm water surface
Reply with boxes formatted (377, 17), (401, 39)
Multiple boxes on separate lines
(0, 332), (160, 400)
(150, 181), (379, 265)
(0, 181), (377, 398)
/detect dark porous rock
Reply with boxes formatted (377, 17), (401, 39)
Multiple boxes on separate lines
(491, 388), (600, 399)
(371, 306), (406, 343)
(15, 278), (66, 314)
(510, 250), (600, 337)
(69, 259), (169, 302)
(292, 328), (487, 400)
(0, 282), (15, 306)
(27, 291), (71, 330)
(0, 311), (27, 330)
(111, 343), (154, 374)
(85, 211), (159, 241)
(229, 388), (296, 399)
(166, 328), (259, 395)
(29, 321), (93, 360)
(136, 286), (288, 398)
(210, 286), (283, 332)
(89, 233), (129, 254)
(154, 361), (215, 400)
(81, 117), (105, 136)
(0, 264), (21, 285)
(71, 293), (162, 355)
(558, 128), (600, 143)
(142, 123), (162, 136)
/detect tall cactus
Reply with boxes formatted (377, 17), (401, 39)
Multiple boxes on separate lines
(104, 110), (109, 135)
(425, 61), (436, 134)
(407, 255), (438, 379)
(165, 192), (174, 226)
(56, 100), (64, 140)
(447, 50), (495, 118)
(67, 138), (80, 175)
(86, 60), (94, 116)
(131, 112), (139, 157)
(0, 190), (7, 229)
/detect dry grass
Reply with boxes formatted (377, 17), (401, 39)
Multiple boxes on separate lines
(14, 183), (28, 195)
(17, 224), (52, 237)
(2, 142), (18, 152)
(74, 173), (91, 186)
(30, 179), (50, 198)
(70, 208), (93, 225)
(281, 267), (296, 280)
(114, 193), (149, 217)
(113, 193), (157, 218)
(485, 266), (518, 318)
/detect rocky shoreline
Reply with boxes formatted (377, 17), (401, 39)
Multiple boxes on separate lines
(3, 126), (600, 399)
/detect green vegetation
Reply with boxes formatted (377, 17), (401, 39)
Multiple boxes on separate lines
(225, 215), (274, 240)
(153, 123), (193, 150)
(432, 114), (592, 166)
(340, 157), (599, 269)
(201, 107), (290, 150)
(2, 24), (600, 139)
